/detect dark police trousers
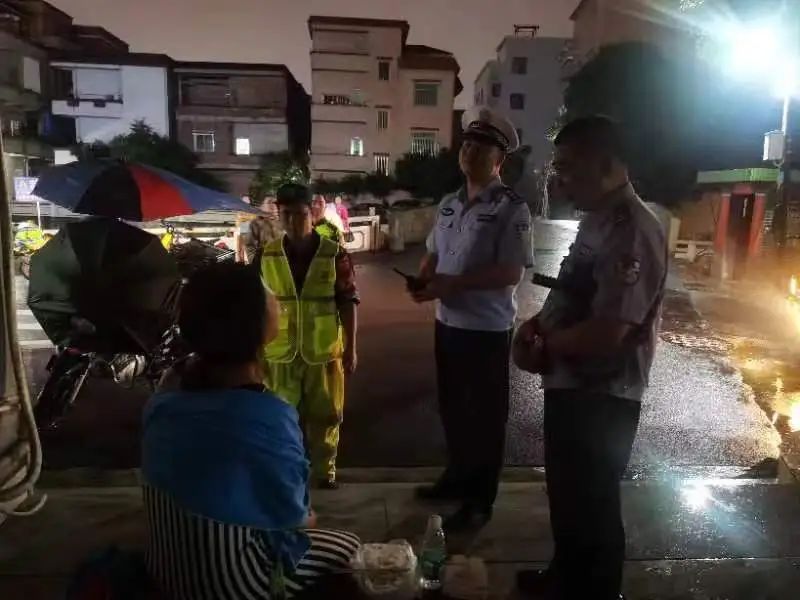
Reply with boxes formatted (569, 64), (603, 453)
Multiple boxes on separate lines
(544, 389), (641, 599)
(435, 320), (512, 509)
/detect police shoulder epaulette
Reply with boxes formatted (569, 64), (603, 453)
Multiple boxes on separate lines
(490, 185), (524, 205)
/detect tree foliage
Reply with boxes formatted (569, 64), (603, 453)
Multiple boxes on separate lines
(312, 151), (462, 202)
(394, 149), (462, 201)
(561, 41), (787, 207)
(249, 152), (309, 201)
(561, 43), (699, 206)
(81, 120), (227, 191)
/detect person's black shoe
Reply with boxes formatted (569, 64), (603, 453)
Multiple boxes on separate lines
(442, 504), (492, 533)
(317, 477), (339, 490)
(415, 480), (462, 501)
(516, 569), (552, 598)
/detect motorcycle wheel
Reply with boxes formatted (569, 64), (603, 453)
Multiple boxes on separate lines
(34, 351), (92, 430)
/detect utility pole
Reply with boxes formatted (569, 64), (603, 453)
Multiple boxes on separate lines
(774, 94), (792, 262)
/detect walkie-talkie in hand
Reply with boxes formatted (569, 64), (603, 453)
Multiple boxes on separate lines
(393, 268), (426, 292)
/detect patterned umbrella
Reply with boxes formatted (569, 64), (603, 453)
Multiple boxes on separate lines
(33, 161), (259, 221)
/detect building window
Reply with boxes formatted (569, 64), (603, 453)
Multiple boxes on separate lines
(349, 137), (364, 157)
(352, 89), (364, 106)
(235, 137), (250, 155)
(323, 94), (351, 106)
(374, 152), (390, 174)
(192, 131), (215, 153)
(491, 82), (502, 97)
(378, 60), (390, 81)
(510, 93), (525, 110)
(414, 82), (439, 106)
(377, 109), (389, 130)
(511, 56), (528, 75)
(516, 128), (523, 143)
(51, 67), (73, 98)
(411, 131), (438, 156)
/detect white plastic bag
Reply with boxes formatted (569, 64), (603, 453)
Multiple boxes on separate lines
(351, 540), (418, 599)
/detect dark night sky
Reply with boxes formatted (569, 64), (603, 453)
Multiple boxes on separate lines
(50, 0), (578, 106)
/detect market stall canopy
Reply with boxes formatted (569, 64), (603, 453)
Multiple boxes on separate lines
(33, 161), (260, 222)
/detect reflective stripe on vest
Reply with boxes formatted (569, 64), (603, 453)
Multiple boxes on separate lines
(260, 236), (342, 364)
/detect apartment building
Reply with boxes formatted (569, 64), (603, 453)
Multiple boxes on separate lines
(174, 62), (310, 196)
(49, 53), (173, 144)
(0, 1), (53, 216)
(474, 26), (566, 171)
(308, 15), (462, 180)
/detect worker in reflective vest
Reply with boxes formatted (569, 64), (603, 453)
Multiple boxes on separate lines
(312, 194), (343, 244)
(259, 183), (359, 489)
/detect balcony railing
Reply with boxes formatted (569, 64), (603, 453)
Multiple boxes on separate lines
(52, 95), (123, 118)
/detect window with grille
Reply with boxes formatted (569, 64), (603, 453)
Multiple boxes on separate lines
(511, 57), (528, 74)
(414, 82), (439, 106)
(491, 83), (502, 97)
(349, 137), (364, 156)
(192, 131), (215, 153)
(374, 153), (390, 174)
(378, 60), (390, 81)
(377, 109), (389, 130)
(509, 93), (525, 110)
(410, 132), (438, 156)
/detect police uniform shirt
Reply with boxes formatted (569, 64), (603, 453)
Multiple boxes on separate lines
(539, 183), (667, 401)
(426, 178), (534, 332)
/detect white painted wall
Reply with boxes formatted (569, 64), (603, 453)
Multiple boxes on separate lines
(474, 36), (566, 170)
(53, 63), (170, 143)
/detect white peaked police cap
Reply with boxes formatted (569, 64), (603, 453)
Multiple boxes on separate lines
(461, 106), (520, 153)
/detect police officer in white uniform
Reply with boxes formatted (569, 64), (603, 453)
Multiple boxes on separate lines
(513, 117), (667, 600)
(409, 107), (533, 532)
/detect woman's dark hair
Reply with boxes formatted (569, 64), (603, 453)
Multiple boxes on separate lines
(179, 263), (267, 364)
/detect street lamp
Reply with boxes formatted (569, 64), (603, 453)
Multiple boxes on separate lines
(708, 15), (799, 254)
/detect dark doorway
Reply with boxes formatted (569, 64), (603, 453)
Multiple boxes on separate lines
(728, 194), (754, 280)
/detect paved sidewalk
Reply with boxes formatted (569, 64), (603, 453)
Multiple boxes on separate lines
(2, 478), (799, 599)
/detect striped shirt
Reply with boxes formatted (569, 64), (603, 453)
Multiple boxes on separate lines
(144, 485), (360, 600)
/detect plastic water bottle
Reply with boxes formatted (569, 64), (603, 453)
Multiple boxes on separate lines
(419, 514), (447, 590)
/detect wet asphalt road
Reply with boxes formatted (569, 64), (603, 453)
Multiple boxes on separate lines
(18, 221), (780, 470)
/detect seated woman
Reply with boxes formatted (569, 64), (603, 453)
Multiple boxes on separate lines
(141, 263), (360, 599)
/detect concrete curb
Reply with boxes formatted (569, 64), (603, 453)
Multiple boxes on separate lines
(37, 466), (548, 488)
(36, 463), (790, 489)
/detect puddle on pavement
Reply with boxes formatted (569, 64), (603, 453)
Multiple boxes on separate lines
(729, 336), (800, 438)
(662, 279), (800, 444)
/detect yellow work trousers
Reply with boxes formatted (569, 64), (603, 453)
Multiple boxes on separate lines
(265, 357), (345, 479)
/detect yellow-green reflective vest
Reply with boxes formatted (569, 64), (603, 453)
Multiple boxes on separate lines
(260, 236), (342, 364)
(315, 219), (342, 244)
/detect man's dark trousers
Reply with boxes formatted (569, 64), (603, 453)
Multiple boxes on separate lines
(435, 320), (512, 510)
(544, 389), (641, 599)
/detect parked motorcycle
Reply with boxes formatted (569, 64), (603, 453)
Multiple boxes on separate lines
(160, 223), (236, 277)
(28, 218), (185, 430)
(33, 321), (188, 430)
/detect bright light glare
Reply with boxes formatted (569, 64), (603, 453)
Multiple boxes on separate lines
(789, 402), (800, 432)
(682, 483), (713, 512)
(710, 18), (799, 99)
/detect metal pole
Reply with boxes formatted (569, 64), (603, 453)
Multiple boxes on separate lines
(775, 93), (792, 262)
